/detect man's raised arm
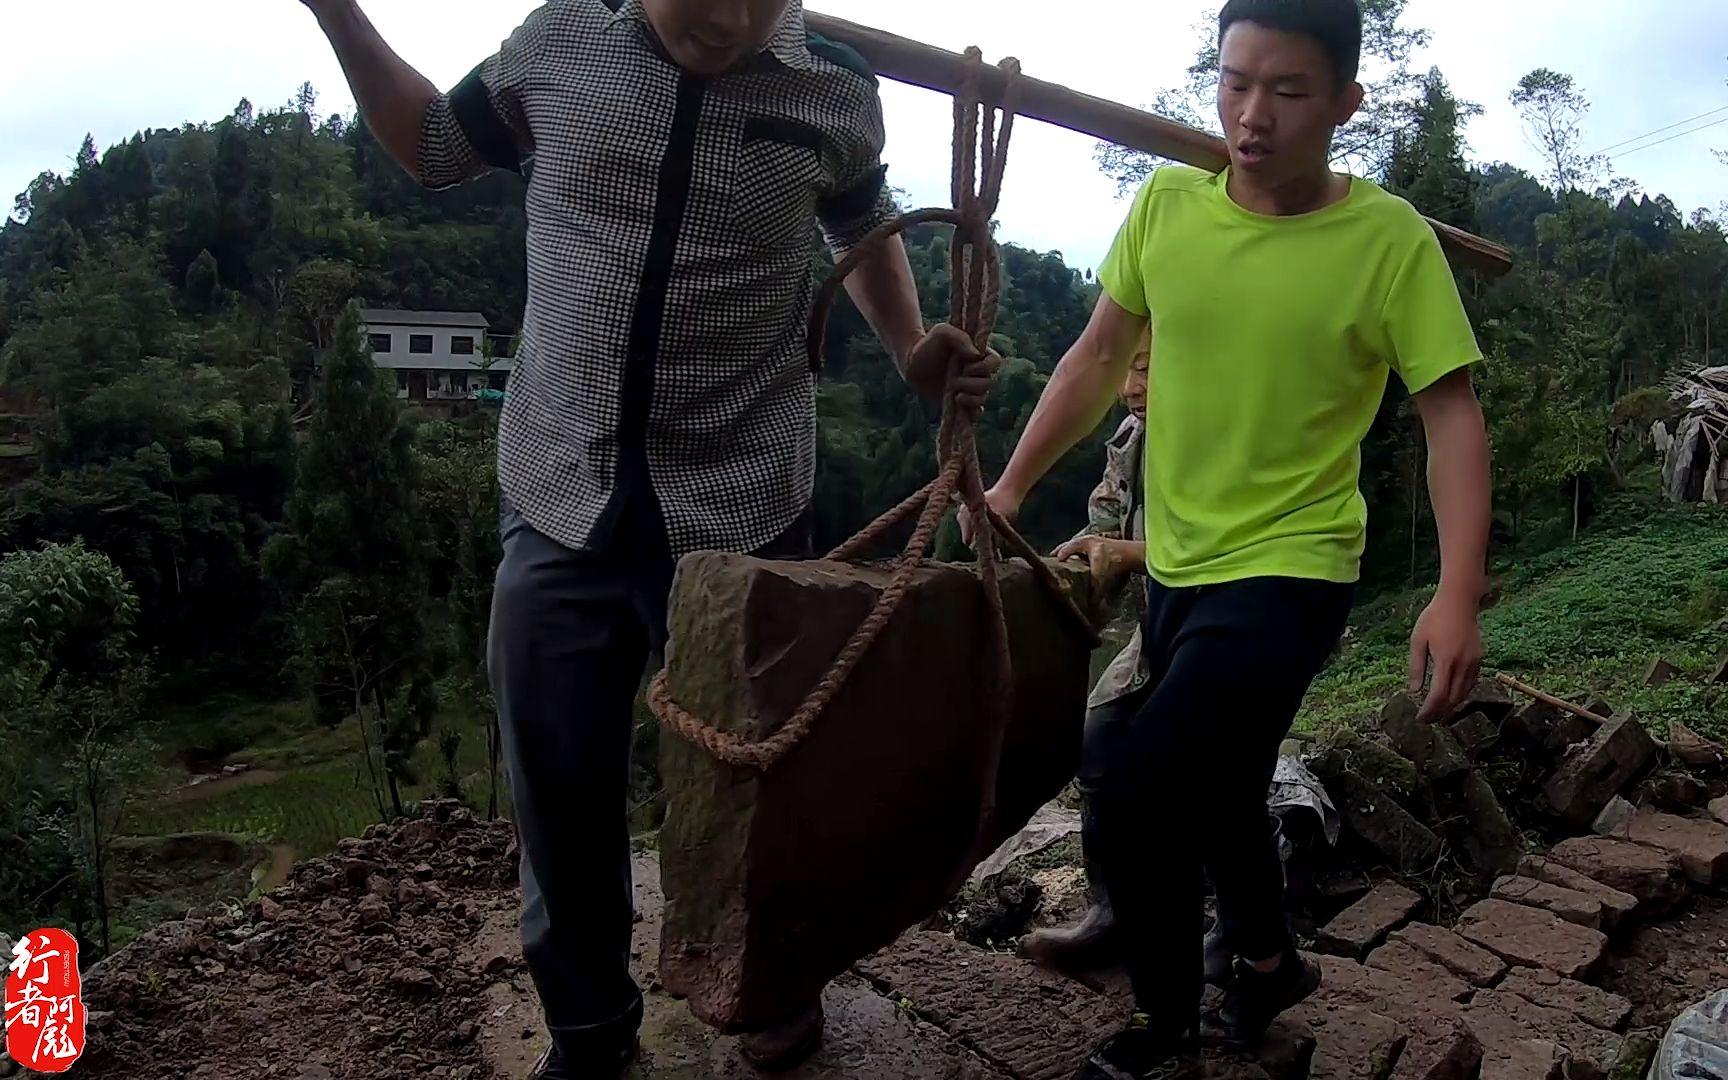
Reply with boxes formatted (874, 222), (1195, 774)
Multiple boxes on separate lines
(302, 0), (440, 177)
(301, 0), (543, 188)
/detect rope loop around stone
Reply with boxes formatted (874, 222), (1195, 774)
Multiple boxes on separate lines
(649, 47), (1097, 774)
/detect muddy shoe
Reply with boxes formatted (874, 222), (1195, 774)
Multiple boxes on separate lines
(1022, 902), (1120, 973)
(1199, 950), (1321, 1047)
(1073, 1014), (1200, 1080)
(529, 1037), (639, 1079)
(739, 1001), (824, 1071)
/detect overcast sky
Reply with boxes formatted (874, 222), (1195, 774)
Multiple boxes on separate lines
(2, 0), (1723, 273)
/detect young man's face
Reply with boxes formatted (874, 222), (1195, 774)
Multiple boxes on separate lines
(1216, 21), (1363, 186)
(641, 0), (794, 76)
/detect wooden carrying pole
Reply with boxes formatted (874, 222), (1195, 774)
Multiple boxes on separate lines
(804, 10), (1516, 278)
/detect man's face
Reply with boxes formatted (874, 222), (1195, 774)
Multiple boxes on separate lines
(1216, 21), (1362, 186)
(641, 0), (794, 76)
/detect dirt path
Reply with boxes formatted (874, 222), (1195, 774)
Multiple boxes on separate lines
(258, 845), (296, 893)
(162, 767), (285, 803)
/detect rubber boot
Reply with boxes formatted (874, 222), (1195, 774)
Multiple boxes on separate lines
(1022, 818), (1121, 972)
(739, 1000), (825, 1071)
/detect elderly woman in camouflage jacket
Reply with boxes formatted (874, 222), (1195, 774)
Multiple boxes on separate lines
(1023, 341), (1239, 988)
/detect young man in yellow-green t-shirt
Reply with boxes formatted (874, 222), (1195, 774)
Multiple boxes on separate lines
(964, 1), (1493, 1076)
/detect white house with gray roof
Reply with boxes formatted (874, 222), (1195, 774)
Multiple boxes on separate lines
(360, 309), (517, 405)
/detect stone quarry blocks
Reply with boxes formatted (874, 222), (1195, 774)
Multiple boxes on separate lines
(1498, 968), (1631, 1033)
(1390, 924), (1507, 987)
(1481, 1040), (1570, 1080)
(1545, 838), (1686, 920)
(1310, 957), (1482, 1080)
(1711, 796), (1728, 827)
(1329, 769), (1444, 874)
(1288, 1003), (1409, 1080)
(1505, 701), (1597, 762)
(1643, 658), (1681, 687)
(1450, 712), (1502, 760)
(1450, 773), (1523, 883)
(1453, 679), (1516, 724)
(1461, 990), (1624, 1080)
(656, 554), (1094, 1031)
(1515, 857), (1638, 934)
(1490, 876), (1603, 930)
(854, 931), (1120, 1079)
(1366, 940), (1471, 1003)
(1381, 696), (1471, 787)
(1457, 900), (1608, 982)
(1543, 716), (1658, 829)
(1622, 807), (1728, 885)
(1318, 882), (1423, 959)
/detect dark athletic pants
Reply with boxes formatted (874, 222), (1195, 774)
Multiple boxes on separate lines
(488, 481), (811, 1062)
(1077, 575), (1352, 1034)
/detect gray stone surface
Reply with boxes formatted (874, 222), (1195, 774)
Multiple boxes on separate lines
(656, 554), (1095, 1031)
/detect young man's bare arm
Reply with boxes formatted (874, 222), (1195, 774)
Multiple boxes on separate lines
(972, 295), (1148, 536)
(1408, 367), (1491, 720)
(301, 0), (439, 177)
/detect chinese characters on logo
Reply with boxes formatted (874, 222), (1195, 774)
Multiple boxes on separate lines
(5, 928), (85, 1072)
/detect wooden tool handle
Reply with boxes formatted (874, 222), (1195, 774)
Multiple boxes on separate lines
(805, 10), (1516, 278)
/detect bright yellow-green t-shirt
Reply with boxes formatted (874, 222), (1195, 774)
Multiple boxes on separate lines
(1096, 165), (1482, 588)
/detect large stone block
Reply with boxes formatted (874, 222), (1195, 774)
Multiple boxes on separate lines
(656, 553), (1096, 1032)
(1447, 773), (1523, 884)
(1515, 856), (1638, 934)
(1318, 882), (1422, 959)
(1390, 924), (1507, 988)
(1457, 900), (1608, 982)
(1543, 716), (1658, 829)
(1622, 807), (1728, 885)
(1545, 838), (1686, 920)
(1497, 968), (1631, 1033)
(1460, 990), (1624, 1080)
(1489, 876), (1603, 930)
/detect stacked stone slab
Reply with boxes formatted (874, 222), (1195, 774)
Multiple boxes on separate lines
(656, 553), (1095, 1032)
(1294, 817), (1714, 1080)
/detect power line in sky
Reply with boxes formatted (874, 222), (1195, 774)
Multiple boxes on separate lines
(1605, 113), (1728, 161)
(1592, 104), (1728, 156)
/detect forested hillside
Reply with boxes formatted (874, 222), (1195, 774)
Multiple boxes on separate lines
(2, 0), (1726, 964)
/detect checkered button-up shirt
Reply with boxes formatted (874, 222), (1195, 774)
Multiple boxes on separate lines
(418, 0), (899, 556)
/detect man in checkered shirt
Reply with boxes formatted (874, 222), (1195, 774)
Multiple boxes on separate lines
(299, 0), (999, 1074)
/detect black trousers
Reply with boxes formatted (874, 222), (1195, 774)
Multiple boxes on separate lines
(487, 483), (811, 1062)
(1077, 575), (1352, 1034)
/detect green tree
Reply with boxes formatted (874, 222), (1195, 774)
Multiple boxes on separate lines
(265, 302), (434, 818)
(0, 541), (153, 957)
(1510, 69), (1603, 193)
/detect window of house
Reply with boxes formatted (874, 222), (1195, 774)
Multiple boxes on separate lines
(395, 371), (408, 390)
(451, 336), (475, 355)
(369, 333), (392, 354)
(409, 334), (434, 354)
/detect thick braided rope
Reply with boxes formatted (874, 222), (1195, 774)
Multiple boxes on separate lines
(649, 49), (1095, 773)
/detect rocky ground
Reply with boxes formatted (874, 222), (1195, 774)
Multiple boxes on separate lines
(15, 679), (1728, 1080)
(13, 790), (1725, 1080)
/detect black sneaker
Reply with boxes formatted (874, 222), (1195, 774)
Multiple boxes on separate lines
(1199, 950), (1321, 1047)
(1073, 1013), (1200, 1080)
